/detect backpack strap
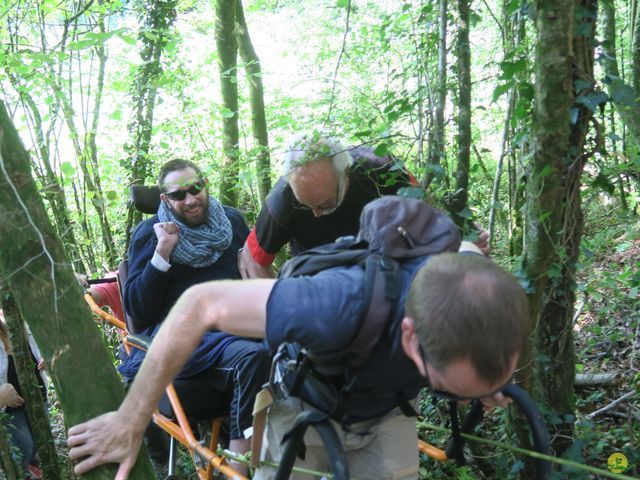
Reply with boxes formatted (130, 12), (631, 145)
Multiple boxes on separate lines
(348, 254), (399, 368)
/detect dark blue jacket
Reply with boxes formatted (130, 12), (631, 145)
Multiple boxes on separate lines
(119, 206), (250, 379)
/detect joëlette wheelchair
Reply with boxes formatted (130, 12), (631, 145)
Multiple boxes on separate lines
(84, 184), (246, 480)
(85, 185), (552, 479)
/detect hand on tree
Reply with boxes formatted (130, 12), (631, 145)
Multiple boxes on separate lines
(67, 410), (144, 479)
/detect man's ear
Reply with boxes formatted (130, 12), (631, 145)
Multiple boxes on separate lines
(401, 317), (427, 377)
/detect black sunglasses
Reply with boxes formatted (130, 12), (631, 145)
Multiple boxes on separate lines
(164, 180), (206, 201)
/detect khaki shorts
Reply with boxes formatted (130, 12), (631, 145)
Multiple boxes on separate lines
(253, 397), (419, 480)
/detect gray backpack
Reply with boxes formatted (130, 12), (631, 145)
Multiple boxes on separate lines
(278, 195), (461, 370)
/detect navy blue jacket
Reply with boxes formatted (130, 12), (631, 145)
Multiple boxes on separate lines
(119, 206), (250, 379)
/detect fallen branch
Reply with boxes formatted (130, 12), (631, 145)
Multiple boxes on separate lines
(575, 372), (622, 386)
(585, 390), (637, 420)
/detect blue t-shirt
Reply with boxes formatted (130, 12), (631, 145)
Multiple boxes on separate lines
(266, 258), (429, 423)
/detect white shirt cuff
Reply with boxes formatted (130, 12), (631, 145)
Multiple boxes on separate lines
(151, 251), (172, 271)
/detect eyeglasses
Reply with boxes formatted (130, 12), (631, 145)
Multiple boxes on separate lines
(420, 344), (513, 403)
(163, 180), (206, 201)
(293, 178), (345, 215)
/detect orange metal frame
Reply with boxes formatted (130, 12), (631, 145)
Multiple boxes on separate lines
(85, 293), (248, 480)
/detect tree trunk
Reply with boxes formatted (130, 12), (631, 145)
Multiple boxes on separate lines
(216, 0), (241, 207)
(450, 0), (471, 229)
(235, 0), (271, 204)
(488, 89), (515, 251)
(518, 0), (597, 463)
(601, 1), (640, 148)
(1, 294), (63, 479)
(0, 422), (20, 480)
(633, 0), (639, 95)
(0, 101), (155, 479)
(2, 45), (82, 271)
(124, 0), (178, 248)
(424, 0), (448, 191)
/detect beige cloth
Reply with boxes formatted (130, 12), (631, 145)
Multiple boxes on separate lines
(253, 396), (419, 480)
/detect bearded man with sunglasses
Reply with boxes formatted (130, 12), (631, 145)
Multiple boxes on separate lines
(118, 158), (269, 475)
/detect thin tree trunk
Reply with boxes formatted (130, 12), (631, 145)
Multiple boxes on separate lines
(2, 294), (63, 479)
(450, 0), (471, 229)
(216, 0), (241, 207)
(235, 0), (271, 204)
(633, 0), (639, 95)
(609, 104), (629, 210)
(2, 27), (82, 270)
(0, 422), (20, 480)
(601, 1), (640, 147)
(0, 101), (154, 479)
(488, 89), (516, 251)
(124, 0), (178, 248)
(424, 0), (448, 191)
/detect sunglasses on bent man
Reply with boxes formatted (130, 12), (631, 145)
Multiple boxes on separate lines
(164, 180), (206, 201)
(420, 344), (513, 403)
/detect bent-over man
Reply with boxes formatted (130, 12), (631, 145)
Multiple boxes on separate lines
(68, 238), (528, 479)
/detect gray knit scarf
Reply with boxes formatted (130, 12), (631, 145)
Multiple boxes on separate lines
(158, 196), (232, 267)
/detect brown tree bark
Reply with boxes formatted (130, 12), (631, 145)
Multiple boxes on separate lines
(518, 0), (597, 463)
(124, 0), (178, 248)
(601, 1), (640, 148)
(449, 0), (471, 229)
(424, 0), (448, 191)
(236, 0), (271, 204)
(0, 101), (154, 479)
(1, 294), (63, 479)
(216, 0), (241, 207)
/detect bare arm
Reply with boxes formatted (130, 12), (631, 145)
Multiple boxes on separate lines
(67, 279), (275, 477)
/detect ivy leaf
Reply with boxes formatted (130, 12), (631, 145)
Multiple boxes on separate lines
(220, 108), (235, 118)
(575, 94), (596, 112)
(336, 0), (349, 8)
(119, 34), (137, 46)
(456, 206), (473, 219)
(373, 143), (389, 157)
(499, 58), (527, 80)
(397, 186), (424, 199)
(539, 164), (553, 178)
(106, 190), (118, 201)
(591, 172), (615, 195)
(61, 162), (75, 177)
(518, 81), (535, 101)
(573, 78), (591, 94)
(610, 84), (636, 107)
(492, 82), (512, 102)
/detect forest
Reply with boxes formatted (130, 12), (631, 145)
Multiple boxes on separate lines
(0, 0), (638, 478)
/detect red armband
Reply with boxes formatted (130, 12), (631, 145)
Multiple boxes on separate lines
(247, 229), (276, 267)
